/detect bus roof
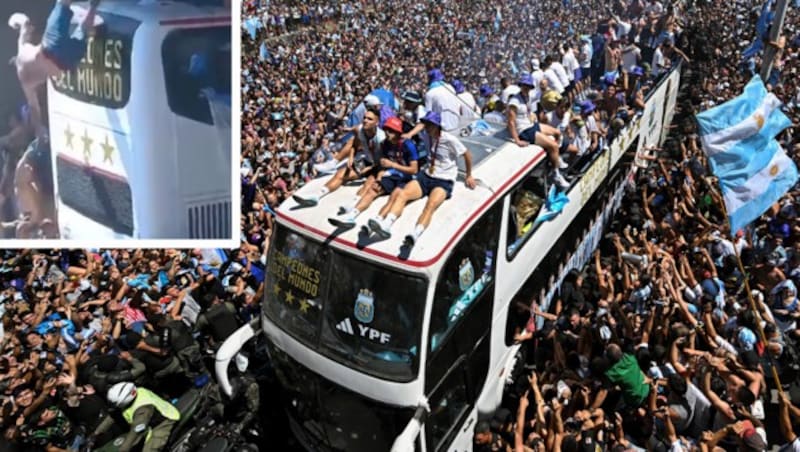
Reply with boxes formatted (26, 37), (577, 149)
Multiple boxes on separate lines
(276, 127), (545, 271)
(90, 0), (230, 25)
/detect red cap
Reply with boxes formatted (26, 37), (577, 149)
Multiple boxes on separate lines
(383, 116), (404, 134)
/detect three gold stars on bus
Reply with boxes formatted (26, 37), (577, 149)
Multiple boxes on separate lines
(64, 124), (116, 165)
(272, 284), (310, 313)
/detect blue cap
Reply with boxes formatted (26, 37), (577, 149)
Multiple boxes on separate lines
(580, 101), (596, 115)
(631, 66), (645, 77)
(737, 328), (757, 351)
(479, 84), (494, 97)
(518, 73), (535, 87)
(420, 111), (442, 128)
(452, 79), (465, 94)
(428, 68), (445, 83)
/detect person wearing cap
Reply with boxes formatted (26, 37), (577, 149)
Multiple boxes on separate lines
(403, 69), (462, 139)
(578, 100), (605, 154)
(294, 108), (385, 207)
(477, 84), (494, 113)
(345, 94), (395, 132)
(368, 111), (475, 246)
(399, 90), (425, 130)
(328, 116), (418, 229)
(452, 79), (480, 120)
(507, 73), (570, 189)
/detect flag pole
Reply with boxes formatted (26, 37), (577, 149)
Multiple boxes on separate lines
(713, 188), (785, 396)
(761, 0), (789, 82)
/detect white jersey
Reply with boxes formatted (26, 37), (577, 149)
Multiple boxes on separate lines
(543, 67), (566, 94)
(551, 62), (571, 89)
(425, 82), (463, 132)
(424, 130), (467, 182)
(508, 93), (536, 132)
(561, 49), (580, 81)
(457, 92), (480, 120)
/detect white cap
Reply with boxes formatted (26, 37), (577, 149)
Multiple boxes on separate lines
(364, 94), (382, 107)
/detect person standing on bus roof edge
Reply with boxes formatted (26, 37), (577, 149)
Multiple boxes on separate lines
(507, 73), (571, 190)
(368, 111), (476, 247)
(9, 0), (103, 142)
(293, 108), (386, 207)
(328, 116), (418, 229)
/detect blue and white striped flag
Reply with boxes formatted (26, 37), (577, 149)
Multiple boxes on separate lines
(696, 75), (797, 234)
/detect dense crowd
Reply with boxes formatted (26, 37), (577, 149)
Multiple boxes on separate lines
(241, 0), (800, 450)
(0, 248), (264, 451)
(0, 0), (798, 450)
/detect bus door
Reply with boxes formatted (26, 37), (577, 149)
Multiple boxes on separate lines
(422, 203), (502, 451)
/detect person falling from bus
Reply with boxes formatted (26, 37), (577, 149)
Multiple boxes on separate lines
(368, 111), (476, 247)
(507, 73), (571, 190)
(328, 116), (418, 229)
(8, 0), (102, 141)
(293, 108), (386, 207)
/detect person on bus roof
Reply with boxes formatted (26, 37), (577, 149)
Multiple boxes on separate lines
(507, 73), (571, 190)
(328, 116), (418, 229)
(9, 0), (102, 141)
(293, 108), (386, 207)
(367, 111), (476, 247)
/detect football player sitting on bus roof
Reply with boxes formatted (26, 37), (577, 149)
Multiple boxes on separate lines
(367, 111), (476, 247)
(328, 116), (418, 229)
(9, 0), (102, 140)
(293, 108), (385, 207)
(507, 73), (571, 190)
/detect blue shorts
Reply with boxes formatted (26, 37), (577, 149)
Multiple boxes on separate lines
(416, 171), (454, 199)
(41, 3), (86, 71)
(573, 68), (582, 81)
(519, 123), (541, 143)
(379, 173), (409, 194)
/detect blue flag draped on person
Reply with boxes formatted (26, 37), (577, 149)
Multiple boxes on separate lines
(695, 75), (797, 234)
(259, 41), (269, 62)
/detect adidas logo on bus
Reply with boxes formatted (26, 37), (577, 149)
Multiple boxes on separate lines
(335, 317), (392, 344)
(336, 318), (355, 335)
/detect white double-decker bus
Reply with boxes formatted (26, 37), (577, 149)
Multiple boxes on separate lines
(218, 65), (680, 451)
(47, 0), (232, 240)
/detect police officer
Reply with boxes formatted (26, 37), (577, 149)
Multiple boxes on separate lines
(106, 382), (179, 452)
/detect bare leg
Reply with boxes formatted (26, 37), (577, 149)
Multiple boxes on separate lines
(14, 152), (43, 226)
(377, 189), (401, 218)
(353, 182), (382, 212)
(414, 188), (447, 228)
(535, 131), (560, 167)
(387, 181), (423, 219)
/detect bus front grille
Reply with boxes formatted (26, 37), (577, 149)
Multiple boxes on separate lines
(187, 201), (231, 239)
(56, 156), (134, 236)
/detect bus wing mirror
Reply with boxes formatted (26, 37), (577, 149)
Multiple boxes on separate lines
(214, 318), (261, 397)
(390, 396), (429, 452)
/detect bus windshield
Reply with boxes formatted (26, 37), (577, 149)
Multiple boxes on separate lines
(265, 224), (427, 381)
(49, 13), (139, 109)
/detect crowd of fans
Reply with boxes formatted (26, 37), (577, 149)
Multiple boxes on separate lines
(0, 248), (264, 450)
(0, 0), (798, 450)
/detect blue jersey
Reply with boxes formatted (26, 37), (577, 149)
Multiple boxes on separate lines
(381, 139), (418, 180)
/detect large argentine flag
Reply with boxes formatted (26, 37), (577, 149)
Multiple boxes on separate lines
(696, 75), (797, 234)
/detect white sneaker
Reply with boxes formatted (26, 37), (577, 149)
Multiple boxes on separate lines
(328, 211), (356, 228)
(558, 158), (569, 169)
(293, 194), (319, 207)
(553, 171), (571, 190)
(368, 217), (392, 239)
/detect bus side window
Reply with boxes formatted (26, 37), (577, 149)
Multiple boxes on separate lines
(162, 27), (231, 125)
(506, 163), (547, 257)
(428, 203), (501, 355)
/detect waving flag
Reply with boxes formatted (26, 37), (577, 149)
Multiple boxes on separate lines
(742, 0), (774, 59)
(259, 41), (269, 62)
(696, 75), (797, 233)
